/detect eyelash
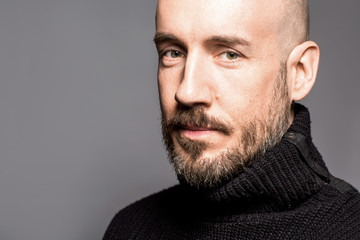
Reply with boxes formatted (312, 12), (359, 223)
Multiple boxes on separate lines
(160, 49), (185, 59)
(218, 51), (241, 61)
(158, 48), (244, 66)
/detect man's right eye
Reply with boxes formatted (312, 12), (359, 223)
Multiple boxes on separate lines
(163, 50), (184, 58)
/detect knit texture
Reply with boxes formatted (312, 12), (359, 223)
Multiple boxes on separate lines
(103, 104), (360, 240)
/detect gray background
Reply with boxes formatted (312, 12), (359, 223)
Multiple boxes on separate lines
(0, 0), (359, 239)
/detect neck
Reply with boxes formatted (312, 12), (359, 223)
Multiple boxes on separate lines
(179, 104), (328, 213)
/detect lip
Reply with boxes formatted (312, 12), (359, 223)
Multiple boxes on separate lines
(178, 124), (217, 140)
(182, 124), (214, 131)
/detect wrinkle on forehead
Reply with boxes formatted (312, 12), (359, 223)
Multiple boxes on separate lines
(156, 0), (283, 42)
(156, 0), (308, 59)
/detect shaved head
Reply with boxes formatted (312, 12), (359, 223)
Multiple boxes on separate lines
(279, 0), (309, 57)
(291, 0), (309, 41)
(156, 0), (310, 60)
(155, 0), (318, 188)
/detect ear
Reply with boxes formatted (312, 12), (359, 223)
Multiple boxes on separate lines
(287, 41), (320, 101)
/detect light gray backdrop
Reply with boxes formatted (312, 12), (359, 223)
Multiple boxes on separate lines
(0, 1), (359, 240)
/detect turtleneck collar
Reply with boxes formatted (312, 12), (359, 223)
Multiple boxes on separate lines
(180, 104), (329, 213)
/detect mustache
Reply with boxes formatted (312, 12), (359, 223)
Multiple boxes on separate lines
(165, 106), (234, 136)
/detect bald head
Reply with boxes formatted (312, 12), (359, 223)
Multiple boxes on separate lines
(155, 0), (319, 189)
(286, 0), (309, 36)
(278, 0), (309, 57)
(156, 0), (309, 60)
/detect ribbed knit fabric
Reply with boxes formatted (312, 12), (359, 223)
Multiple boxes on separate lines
(103, 104), (360, 240)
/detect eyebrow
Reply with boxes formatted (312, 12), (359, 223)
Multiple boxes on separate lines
(205, 35), (250, 46)
(153, 32), (180, 45)
(153, 32), (250, 47)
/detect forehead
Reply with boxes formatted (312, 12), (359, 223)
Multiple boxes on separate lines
(156, 0), (284, 44)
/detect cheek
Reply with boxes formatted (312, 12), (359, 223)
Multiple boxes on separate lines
(215, 68), (261, 105)
(216, 66), (278, 117)
(158, 69), (180, 118)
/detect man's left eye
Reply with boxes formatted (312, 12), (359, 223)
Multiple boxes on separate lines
(221, 52), (239, 60)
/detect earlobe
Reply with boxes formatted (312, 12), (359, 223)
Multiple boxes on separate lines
(287, 41), (320, 101)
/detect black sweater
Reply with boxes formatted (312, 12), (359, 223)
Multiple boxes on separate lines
(103, 105), (360, 239)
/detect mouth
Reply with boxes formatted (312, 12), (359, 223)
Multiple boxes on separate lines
(176, 124), (218, 140)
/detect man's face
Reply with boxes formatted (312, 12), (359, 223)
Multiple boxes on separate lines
(156, 0), (292, 188)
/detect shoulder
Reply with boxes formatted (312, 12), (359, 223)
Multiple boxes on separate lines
(324, 176), (360, 212)
(120, 184), (184, 214)
(307, 177), (360, 239)
(103, 185), (183, 239)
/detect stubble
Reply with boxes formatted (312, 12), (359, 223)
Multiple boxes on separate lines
(161, 63), (291, 189)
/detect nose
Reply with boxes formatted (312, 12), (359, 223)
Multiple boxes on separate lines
(175, 51), (213, 108)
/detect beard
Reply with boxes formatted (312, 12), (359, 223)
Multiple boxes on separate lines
(161, 63), (292, 189)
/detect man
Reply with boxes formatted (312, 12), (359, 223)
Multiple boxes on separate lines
(103, 0), (360, 239)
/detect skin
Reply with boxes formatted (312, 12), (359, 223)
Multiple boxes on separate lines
(155, 0), (320, 187)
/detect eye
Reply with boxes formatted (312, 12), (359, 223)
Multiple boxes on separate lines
(226, 52), (239, 60)
(163, 50), (184, 58)
(220, 51), (240, 60)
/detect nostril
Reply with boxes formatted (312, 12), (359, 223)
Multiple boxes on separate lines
(174, 93), (181, 104)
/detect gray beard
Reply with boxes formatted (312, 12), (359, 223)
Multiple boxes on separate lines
(161, 63), (291, 189)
